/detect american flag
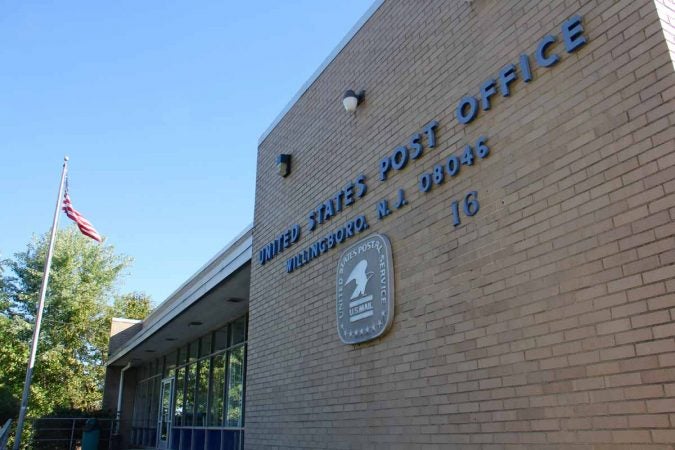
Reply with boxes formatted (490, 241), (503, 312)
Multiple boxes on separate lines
(62, 182), (102, 242)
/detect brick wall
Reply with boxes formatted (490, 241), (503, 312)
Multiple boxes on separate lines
(248, 0), (675, 448)
(102, 319), (141, 415)
(108, 318), (142, 357)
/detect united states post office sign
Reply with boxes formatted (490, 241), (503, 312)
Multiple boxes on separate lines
(336, 233), (394, 344)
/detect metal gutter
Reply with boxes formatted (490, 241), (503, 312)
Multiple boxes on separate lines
(114, 362), (132, 434)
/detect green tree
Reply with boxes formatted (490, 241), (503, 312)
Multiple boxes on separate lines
(0, 384), (19, 423)
(0, 226), (132, 418)
(111, 292), (153, 320)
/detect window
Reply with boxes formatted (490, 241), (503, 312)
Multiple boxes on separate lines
(208, 354), (226, 426)
(214, 326), (229, 351)
(226, 345), (244, 427)
(195, 358), (210, 426)
(188, 341), (198, 364)
(166, 351), (177, 372)
(200, 334), (212, 357)
(174, 367), (184, 426)
(230, 316), (246, 346)
(130, 375), (160, 447)
(131, 314), (247, 450)
(183, 363), (196, 426)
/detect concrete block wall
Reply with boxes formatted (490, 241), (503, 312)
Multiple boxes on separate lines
(249, 0), (675, 448)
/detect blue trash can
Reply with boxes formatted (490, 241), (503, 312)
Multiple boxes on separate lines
(81, 418), (100, 450)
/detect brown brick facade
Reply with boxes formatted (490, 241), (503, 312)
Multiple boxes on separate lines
(249, 0), (675, 448)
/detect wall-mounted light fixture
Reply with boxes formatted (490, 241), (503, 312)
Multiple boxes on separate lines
(343, 90), (365, 113)
(277, 154), (291, 177)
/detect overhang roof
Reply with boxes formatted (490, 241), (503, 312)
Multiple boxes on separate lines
(107, 225), (253, 367)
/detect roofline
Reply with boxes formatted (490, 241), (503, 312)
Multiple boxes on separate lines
(107, 225), (253, 366)
(154, 223), (253, 309)
(257, 0), (385, 145)
(111, 317), (143, 324)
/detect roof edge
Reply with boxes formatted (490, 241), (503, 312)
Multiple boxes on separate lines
(106, 226), (253, 366)
(145, 223), (253, 321)
(111, 317), (143, 324)
(257, 0), (385, 145)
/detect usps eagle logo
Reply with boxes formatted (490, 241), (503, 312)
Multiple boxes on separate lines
(336, 233), (394, 344)
(347, 260), (373, 299)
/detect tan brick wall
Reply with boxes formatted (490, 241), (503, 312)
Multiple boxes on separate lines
(248, 0), (675, 448)
(108, 318), (142, 357)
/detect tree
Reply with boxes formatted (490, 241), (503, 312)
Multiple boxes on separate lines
(0, 226), (142, 419)
(111, 292), (153, 320)
(0, 384), (19, 423)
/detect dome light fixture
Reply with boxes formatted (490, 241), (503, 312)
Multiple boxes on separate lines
(343, 89), (365, 113)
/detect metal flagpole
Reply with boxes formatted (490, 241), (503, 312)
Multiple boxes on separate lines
(13, 156), (69, 450)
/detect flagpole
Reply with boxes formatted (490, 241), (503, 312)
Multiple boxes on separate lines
(13, 156), (69, 450)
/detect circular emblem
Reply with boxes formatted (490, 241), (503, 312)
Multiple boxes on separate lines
(336, 233), (394, 344)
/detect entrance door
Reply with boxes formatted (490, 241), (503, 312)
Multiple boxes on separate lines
(157, 377), (174, 449)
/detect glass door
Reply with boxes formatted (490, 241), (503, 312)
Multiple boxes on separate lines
(157, 377), (174, 449)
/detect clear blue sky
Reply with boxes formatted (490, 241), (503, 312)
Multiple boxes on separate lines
(0, 1), (374, 305)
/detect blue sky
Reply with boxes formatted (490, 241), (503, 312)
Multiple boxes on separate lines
(0, 1), (374, 305)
